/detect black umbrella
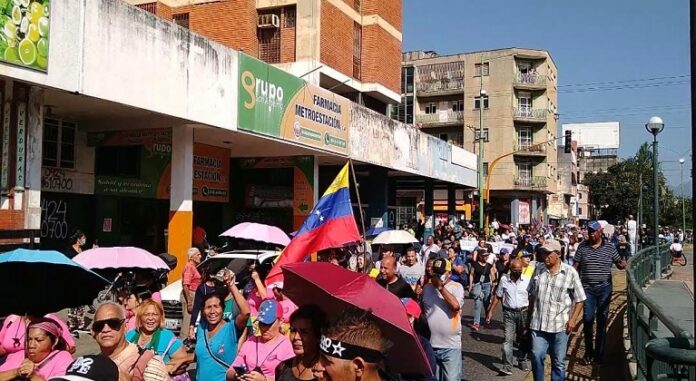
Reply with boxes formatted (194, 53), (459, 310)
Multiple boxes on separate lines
(0, 249), (110, 316)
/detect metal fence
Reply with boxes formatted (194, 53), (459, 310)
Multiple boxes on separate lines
(627, 245), (696, 380)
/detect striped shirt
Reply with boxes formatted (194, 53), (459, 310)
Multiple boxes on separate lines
(527, 262), (586, 333)
(573, 240), (622, 286)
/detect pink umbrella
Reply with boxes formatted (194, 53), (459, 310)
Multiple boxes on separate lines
(219, 222), (291, 246)
(73, 247), (169, 271)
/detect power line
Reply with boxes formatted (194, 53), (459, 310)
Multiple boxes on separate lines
(558, 74), (690, 88)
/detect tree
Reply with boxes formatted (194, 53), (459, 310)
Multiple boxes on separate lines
(583, 143), (691, 229)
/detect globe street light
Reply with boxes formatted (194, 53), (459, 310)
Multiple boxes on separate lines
(645, 116), (664, 279)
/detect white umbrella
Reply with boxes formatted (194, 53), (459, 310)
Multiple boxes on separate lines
(372, 230), (418, 245)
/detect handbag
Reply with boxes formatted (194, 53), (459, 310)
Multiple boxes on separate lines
(470, 263), (489, 300)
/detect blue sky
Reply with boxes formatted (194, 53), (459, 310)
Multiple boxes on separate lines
(403, 0), (691, 189)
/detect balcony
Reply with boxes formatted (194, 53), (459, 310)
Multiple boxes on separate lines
(416, 79), (464, 97)
(513, 107), (547, 123)
(513, 142), (547, 157)
(514, 176), (548, 189)
(514, 72), (547, 90)
(416, 111), (464, 127)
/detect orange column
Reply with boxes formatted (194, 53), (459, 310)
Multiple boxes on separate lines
(168, 125), (194, 282)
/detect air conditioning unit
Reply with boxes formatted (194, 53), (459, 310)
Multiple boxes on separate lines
(258, 14), (280, 28)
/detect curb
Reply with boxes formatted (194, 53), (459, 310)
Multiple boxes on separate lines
(623, 309), (637, 380)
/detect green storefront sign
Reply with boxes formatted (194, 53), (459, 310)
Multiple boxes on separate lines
(0, 0), (50, 71)
(237, 53), (350, 155)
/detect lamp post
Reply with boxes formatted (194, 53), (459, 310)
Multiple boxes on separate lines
(645, 116), (664, 280)
(680, 158), (686, 237)
(478, 69), (486, 232)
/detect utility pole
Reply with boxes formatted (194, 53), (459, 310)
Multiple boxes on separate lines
(478, 55), (485, 231)
(680, 158), (686, 235)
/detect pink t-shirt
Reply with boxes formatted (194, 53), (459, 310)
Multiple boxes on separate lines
(231, 335), (294, 377)
(247, 286), (275, 316)
(0, 314), (75, 355)
(0, 350), (73, 379)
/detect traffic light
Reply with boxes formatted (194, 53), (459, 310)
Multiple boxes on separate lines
(564, 130), (572, 153)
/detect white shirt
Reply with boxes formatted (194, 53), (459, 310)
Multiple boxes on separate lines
(496, 273), (530, 310)
(627, 220), (637, 235)
(671, 243), (683, 252)
(422, 282), (465, 349)
(419, 244), (440, 263)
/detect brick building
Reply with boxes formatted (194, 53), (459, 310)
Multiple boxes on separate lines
(124, 0), (402, 113)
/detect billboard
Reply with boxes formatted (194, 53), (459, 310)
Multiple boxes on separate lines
(0, 0), (50, 71)
(238, 53), (350, 155)
(561, 122), (620, 150)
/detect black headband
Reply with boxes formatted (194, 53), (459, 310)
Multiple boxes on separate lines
(319, 335), (384, 363)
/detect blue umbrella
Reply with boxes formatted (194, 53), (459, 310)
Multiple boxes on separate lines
(0, 249), (110, 316)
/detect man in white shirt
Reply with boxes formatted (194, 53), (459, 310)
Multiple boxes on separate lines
(627, 215), (637, 254)
(486, 259), (530, 375)
(419, 235), (440, 264)
(422, 258), (465, 381)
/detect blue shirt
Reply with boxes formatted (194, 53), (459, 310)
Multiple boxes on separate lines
(449, 256), (468, 286)
(125, 328), (182, 363)
(195, 321), (238, 381)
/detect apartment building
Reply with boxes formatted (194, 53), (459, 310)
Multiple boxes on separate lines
(124, 0), (402, 113)
(554, 141), (580, 224)
(400, 48), (559, 225)
(562, 122), (620, 183)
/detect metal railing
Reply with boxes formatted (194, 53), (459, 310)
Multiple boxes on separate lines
(513, 176), (547, 188)
(416, 79), (464, 94)
(415, 110), (463, 125)
(513, 142), (547, 154)
(513, 107), (547, 120)
(515, 72), (547, 86)
(627, 245), (696, 380)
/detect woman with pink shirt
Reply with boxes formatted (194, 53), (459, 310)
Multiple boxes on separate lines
(181, 248), (203, 338)
(0, 319), (73, 380)
(0, 314), (75, 357)
(227, 299), (294, 381)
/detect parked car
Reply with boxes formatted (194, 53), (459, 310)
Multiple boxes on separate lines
(160, 250), (278, 335)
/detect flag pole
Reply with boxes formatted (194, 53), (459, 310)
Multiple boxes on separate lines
(349, 160), (368, 252)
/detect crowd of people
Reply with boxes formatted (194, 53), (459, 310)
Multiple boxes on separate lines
(0, 215), (689, 381)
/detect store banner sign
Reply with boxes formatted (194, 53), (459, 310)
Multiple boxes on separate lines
(15, 101), (25, 186)
(89, 129), (230, 202)
(0, 0), (50, 71)
(1, 100), (9, 189)
(238, 53), (350, 155)
(519, 199), (531, 225)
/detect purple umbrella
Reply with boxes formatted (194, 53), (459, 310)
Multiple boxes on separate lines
(219, 222), (291, 246)
(73, 247), (169, 271)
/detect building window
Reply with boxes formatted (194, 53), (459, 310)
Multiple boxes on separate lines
(474, 128), (489, 142)
(452, 100), (463, 112)
(173, 13), (189, 29)
(518, 127), (532, 147)
(474, 95), (489, 109)
(353, 22), (361, 80)
(517, 162), (532, 181)
(258, 13), (281, 64)
(425, 103), (437, 114)
(135, 2), (157, 14)
(282, 6), (296, 27)
(579, 193), (582, 200)
(578, 207), (583, 215)
(405, 96), (413, 124)
(402, 66), (414, 94)
(474, 62), (489, 76)
(42, 118), (76, 169)
(483, 162), (489, 176)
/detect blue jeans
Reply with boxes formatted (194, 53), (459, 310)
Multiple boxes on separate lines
(432, 347), (462, 381)
(583, 282), (612, 360)
(472, 282), (492, 325)
(531, 330), (569, 381)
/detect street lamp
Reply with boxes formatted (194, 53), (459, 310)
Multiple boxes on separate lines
(645, 116), (664, 279)
(680, 158), (686, 238)
(478, 86), (487, 231)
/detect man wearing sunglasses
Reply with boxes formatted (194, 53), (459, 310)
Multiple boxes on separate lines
(91, 303), (170, 381)
(486, 259), (531, 375)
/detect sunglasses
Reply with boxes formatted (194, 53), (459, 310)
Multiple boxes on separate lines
(92, 318), (125, 332)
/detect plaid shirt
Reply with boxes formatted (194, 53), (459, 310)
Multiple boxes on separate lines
(527, 262), (586, 333)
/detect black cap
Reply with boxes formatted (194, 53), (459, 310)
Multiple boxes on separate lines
(50, 355), (119, 381)
(432, 258), (449, 275)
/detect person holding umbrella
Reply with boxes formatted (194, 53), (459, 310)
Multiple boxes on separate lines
(0, 318), (73, 380)
(0, 314), (76, 356)
(311, 307), (387, 381)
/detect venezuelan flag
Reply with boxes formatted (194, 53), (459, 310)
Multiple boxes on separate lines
(266, 163), (360, 284)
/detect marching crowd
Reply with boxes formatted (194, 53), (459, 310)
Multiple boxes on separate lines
(0, 216), (689, 381)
